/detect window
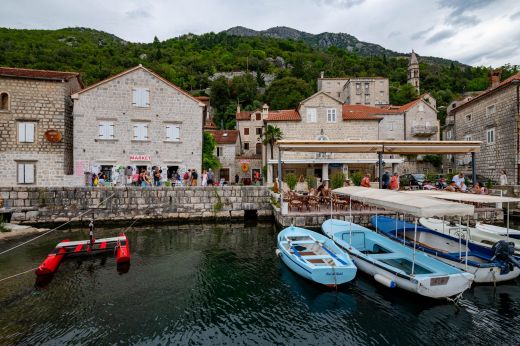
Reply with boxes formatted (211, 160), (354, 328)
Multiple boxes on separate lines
(244, 143), (250, 150)
(486, 104), (496, 115)
(166, 124), (180, 141)
(18, 122), (35, 143)
(244, 127), (249, 135)
(307, 108), (317, 123)
(365, 96), (370, 104)
(487, 128), (495, 144)
(132, 88), (150, 108)
(133, 123), (149, 140)
(216, 147), (223, 157)
(364, 83), (370, 94)
(256, 143), (262, 155)
(17, 162), (35, 184)
(446, 129), (453, 140)
(256, 127), (262, 136)
(464, 134), (472, 141)
(355, 83), (361, 94)
(465, 114), (472, 122)
(326, 108), (337, 122)
(255, 113), (261, 121)
(98, 121), (114, 139)
(0, 92), (8, 110)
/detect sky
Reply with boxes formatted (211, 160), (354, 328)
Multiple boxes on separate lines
(1, 0), (520, 67)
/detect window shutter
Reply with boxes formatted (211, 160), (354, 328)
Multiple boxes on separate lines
(144, 89), (150, 107)
(99, 124), (104, 137)
(166, 125), (171, 140)
(173, 126), (180, 140)
(144, 124), (149, 139)
(132, 88), (138, 106)
(108, 124), (114, 138)
(26, 123), (34, 142)
(25, 164), (34, 183)
(18, 164), (25, 183)
(18, 123), (26, 142)
(133, 125), (138, 139)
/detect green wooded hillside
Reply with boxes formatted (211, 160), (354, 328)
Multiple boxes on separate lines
(0, 27), (517, 129)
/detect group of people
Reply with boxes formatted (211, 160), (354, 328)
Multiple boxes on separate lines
(380, 172), (400, 190)
(444, 172), (489, 194)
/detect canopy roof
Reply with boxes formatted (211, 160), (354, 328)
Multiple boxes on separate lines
(276, 140), (481, 154)
(333, 186), (475, 218)
(404, 190), (520, 204)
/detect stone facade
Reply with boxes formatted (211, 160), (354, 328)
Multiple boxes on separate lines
(71, 66), (204, 184)
(0, 186), (272, 224)
(317, 76), (389, 106)
(235, 105), (268, 179)
(0, 69), (82, 186)
(448, 75), (520, 182)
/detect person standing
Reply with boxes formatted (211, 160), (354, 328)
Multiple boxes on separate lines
(389, 173), (400, 191)
(201, 170), (208, 187)
(207, 169), (214, 186)
(382, 171), (390, 189)
(184, 169), (191, 186)
(191, 169), (198, 186)
(235, 173), (240, 185)
(500, 170), (508, 185)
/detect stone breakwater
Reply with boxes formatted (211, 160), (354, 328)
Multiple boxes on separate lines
(0, 186), (272, 225)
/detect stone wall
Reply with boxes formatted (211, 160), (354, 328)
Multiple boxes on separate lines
(0, 186), (272, 225)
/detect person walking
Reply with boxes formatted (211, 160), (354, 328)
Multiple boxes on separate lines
(500, 170), (508, 185)
(389, 172), (400, 191)
(201, 170), (208, 187)
(382, 171), (390, 189)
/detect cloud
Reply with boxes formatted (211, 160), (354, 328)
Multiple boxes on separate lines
(425, 29), (456, 44)
(437, 0), (494, 27)
(511, 10), (520, 20)
(411, 26), (434, 40)
(314, 0), (365, 8)
(387, 31), (400, 39)
(125, 9), (151, 19)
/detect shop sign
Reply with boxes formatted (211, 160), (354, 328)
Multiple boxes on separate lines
(130, 155), (151, 161)
(45, 129), (62, 143)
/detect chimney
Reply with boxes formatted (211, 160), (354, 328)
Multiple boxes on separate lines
(320, 71), (324, 79)
(236, 103), (241, 114)
(262, 104), (269, 120)
(491, 70), (501, 89)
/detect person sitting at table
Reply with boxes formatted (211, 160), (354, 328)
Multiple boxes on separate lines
(444, 181), (459, 192)
(459, 181), (468, 192)
(470, 182), (488, 195)
(360, 174), (371, 188)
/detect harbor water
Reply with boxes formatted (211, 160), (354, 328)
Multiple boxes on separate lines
(1, 222), (520, 345)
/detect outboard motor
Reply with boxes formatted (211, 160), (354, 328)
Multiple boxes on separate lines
(491, 240), (520, 273)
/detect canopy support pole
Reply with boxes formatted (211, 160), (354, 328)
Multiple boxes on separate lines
(375, 207), (378, 233)
(403, 217), (406, 245)
(349, 197), (353, 249)
(507, 202), (510, 238)
(378, 152), (383, 189)
(458, 216), (462, 260)
(412, 217), (417, 275)
(278, 149), (282, 205)
(395, 213), (398, 238)
(471, 152), (476, 187)
(465, 215), (469, 270)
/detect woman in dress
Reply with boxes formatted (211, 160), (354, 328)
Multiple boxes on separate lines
(500, 170), (508, 185)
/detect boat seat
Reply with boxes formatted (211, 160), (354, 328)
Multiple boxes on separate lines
(303, 255), (333, 260)
(368, 253), (402, 260)
(289, 240), (316, 244)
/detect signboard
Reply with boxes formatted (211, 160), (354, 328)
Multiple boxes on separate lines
(45, 129), (62, 143)
(130, 155), (151, 161)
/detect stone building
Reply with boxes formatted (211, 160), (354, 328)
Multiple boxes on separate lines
(0, 67), (83, 186)
(408, 50), (420, 95)
(446, 72), (520, 182)
(317, 73), (390, 106)
(206, 130), (239, 183)
(71, 65), (205, 184)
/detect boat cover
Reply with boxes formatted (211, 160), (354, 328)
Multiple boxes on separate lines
(333, 186), (474, 218)
(403, 190), (520, 204)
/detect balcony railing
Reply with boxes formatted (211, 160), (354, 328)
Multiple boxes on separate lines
(411, 125), (438, 137)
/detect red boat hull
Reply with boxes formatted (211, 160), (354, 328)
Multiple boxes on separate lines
(116, 233), (130, 264)
(35, 241), (68, 276)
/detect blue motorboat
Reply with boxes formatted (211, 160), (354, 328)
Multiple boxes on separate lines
(276, 226), (357, 287)
(322, 219), (473, 299)
(372, 215), (520, 283)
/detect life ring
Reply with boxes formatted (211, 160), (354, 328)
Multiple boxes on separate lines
(241, 163), (249, 172)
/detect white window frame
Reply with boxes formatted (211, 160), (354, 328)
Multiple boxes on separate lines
(18, 122), (35, 143)
(486, 104), (496, 115)
(98, 121), (114, 140)
(446, 129), (453, 140)
(17, 162), (35, 184)
(464, 134), (472, 141)
(486, 128), (495, 144)
(133, 123), (149, 141)
(165, 124), (180, 141)
(132, 87), (150, 108)
(326, 108), (337, 123)
(306, 108), (317, 123)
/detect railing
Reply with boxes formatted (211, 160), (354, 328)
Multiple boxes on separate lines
(411, 125), (438, 137)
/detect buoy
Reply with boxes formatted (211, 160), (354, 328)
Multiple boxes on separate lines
(374, 273), (396, 288)
(275, 249), (282, 257)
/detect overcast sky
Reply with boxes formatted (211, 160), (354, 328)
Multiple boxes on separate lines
(2, 0), (519, 67)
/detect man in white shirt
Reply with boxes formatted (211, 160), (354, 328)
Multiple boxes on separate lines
(452, 172), (465, 189)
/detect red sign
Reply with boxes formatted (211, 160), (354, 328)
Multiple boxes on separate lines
(45, 129), (62, 143)
(130, 155), (151, 161)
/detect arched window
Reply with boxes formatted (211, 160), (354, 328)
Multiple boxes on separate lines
(0, 93), (8, 110)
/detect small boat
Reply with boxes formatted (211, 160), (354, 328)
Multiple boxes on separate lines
(276, 226), (357, 287)
(476, 222), (520, 240)
(322, 219), (473, 299)
(373, 216), (520, 284)
(420, 218), (520, 256)
(36, 233), (130, 276)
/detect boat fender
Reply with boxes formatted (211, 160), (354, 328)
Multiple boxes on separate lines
(374, 274), (396, 288)
(275, 249), (282, 258)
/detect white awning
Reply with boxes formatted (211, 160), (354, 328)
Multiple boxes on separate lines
(404, 190), (520, 204)
(266, 158), (404, 165)
(333, 186), (475, 218)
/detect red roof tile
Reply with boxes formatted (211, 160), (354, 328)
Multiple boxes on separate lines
(341, 104), (396, 121)
(204, 119), (217, 130)
(267, 109), (300, 121)
(207, 130), (238, 144)
(236, 111), (252, 120)
(453, 72), (520, 112)
(0, 66), (82, 84)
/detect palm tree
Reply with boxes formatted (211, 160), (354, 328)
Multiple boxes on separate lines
(261, 125), (283, 159)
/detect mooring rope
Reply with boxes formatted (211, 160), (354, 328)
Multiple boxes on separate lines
(0, 192), (116, 256)
(0, 267), (39, 283)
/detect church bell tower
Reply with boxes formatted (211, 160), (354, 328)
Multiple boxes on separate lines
(408, 50), (420, 95)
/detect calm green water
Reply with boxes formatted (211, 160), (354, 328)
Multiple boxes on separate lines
(1, 223), (520, 345)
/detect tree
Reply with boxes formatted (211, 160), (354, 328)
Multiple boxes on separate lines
(261, 125), (283, 159)
(231, 73), (257, 107)
(390, 83), (418, 105)
(202, 132), (220, 170)
(264, 77), (313, 110)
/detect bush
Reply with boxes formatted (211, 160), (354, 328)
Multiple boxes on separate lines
(331, 172), (346, 189)
(425, 171), (437, 183)
(306, 175), (317, 189)
(350, 172), (363, 186)
(423, 155), (442, 168)
(486, 178), (494, 189)
(285, 173), (298, 191)
(400, 175), (411, 187)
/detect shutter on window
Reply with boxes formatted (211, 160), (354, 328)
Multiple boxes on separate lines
(26, 123), (34, 142)
(18, 123), (26, 142)
(133, 125), (138, 139)
(108, 123), (114, 138)
(173, 126), (180, 140)
(144, 89), (150, 107)
(25, 164), (34, 183)
(18, 164), (25, 183)
(166, 125), (171, 140)
(99, 124), (104, 138)
(144, 124), (149, 139)
(132, 88), (138, 106)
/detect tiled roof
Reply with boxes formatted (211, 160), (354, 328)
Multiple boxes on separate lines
(452, 72), (520, 112)
(203, 119), (217, 130)
(236, 111), (252, 120)
(267, 109), (301, 121)
(0, 67), (82, 84)
(207, 130), (238, 144)
(341, 104), (394, 121)
(396, 98), (421, 112)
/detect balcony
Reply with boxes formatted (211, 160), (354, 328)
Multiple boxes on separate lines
(411, 125), (438, 137)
